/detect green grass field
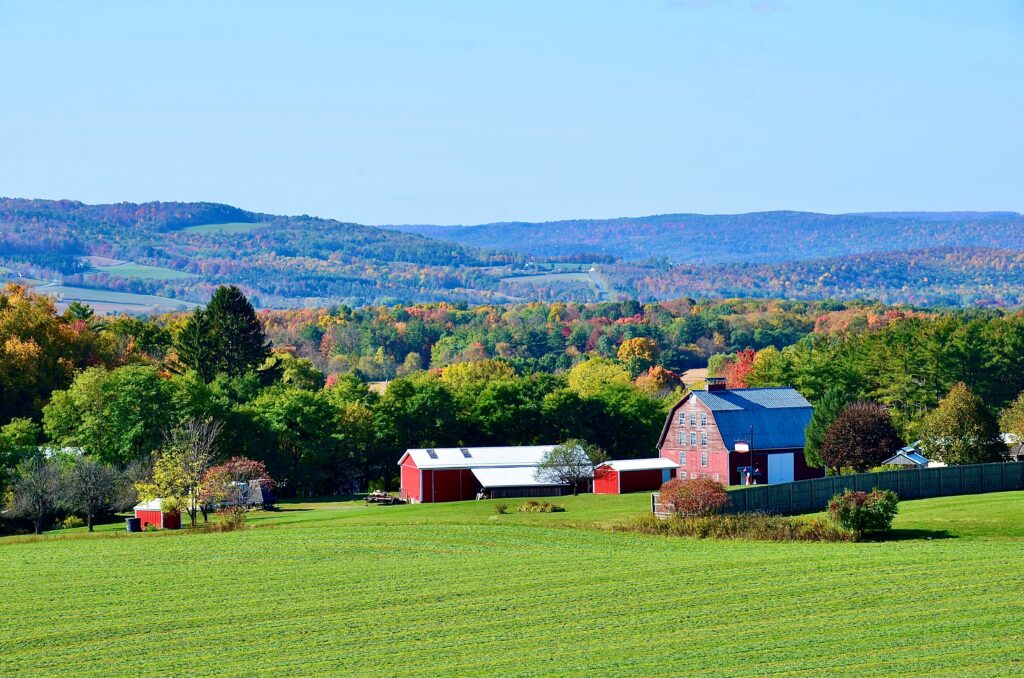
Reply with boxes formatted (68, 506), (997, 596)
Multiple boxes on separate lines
(181, 221), (270, 234)
(94, 262), (196, 280)
(2, 491), (1022, 676)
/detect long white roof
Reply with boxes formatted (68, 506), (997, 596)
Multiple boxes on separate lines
(399, 445), (558, 470)
(133, 498), (166, 511)
(471, 466), (568, 488)
(599, 458), (679, 472)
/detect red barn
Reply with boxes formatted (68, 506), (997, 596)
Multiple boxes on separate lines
(399, 446), (585, 502)
(594, 458), (679, 494)
(133, 499), (181, 530)
(658, 378), (824, 485)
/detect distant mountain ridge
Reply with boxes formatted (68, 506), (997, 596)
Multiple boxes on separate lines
(3, 198), (1023, 311)
(387, 210), (1024, 264)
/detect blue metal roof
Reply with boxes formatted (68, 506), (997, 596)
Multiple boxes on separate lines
(692, 388), (811, 411)
(693, 388), (812, 451)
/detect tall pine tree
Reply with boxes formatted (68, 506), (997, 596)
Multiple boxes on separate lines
(175, 286), (270, 381)
(803, 386), (852, 468)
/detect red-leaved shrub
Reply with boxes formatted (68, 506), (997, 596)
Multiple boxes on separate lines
(658, 477), (729, 516)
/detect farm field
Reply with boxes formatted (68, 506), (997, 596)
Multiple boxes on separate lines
(181, 221), (270, 234)
(2, 491), (1022, 676)
(33, 284), (197, 314)
(93, 262), (196, 280)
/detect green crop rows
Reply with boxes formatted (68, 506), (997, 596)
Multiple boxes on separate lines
(2, 492), (1022, 676)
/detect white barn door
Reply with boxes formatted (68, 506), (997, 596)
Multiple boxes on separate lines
(767, 453), (794, 484)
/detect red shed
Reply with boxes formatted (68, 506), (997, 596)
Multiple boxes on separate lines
(594, 458), (679, 494)
(133, 499), (181, 530)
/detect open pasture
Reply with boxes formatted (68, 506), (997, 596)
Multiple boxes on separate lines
(93, 262), (196, 280)
(39, 284), (198, 314)
(2, 492), (1021, 676)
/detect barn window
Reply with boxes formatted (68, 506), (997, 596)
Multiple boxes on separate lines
(690, 412), (697, 426)
(701, 451), (708, 467)
(701, 432), (707, 447)
(690, 432), (697, 446)
(426, 449), (438, 459)
(678, 412), (686, 426)
(679, 451), (686, 466)
(678, 431), (685, 444)
(700, 412), (707, 426)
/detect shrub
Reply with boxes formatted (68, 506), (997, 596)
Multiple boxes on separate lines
(493, 503), (508, 515)
(658, 477), (728, 516)
(827, 489), (899, 537)
(615, 513), (854, 542)
(60, 515), (86, 530)
(206, 505), (247, 533)
(517, 500), (566, 513)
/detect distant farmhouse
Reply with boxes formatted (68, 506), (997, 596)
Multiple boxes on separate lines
(398, 446), (587, 503)
(658, 378), (824, 485)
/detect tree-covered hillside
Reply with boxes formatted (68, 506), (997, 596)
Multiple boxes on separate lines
(4, 199), (1024, 311)
(392, 211), (1024, 264)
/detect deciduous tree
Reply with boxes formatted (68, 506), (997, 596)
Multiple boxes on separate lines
(919, 382), (1005, 465)
(11, 457), (62, 534)
(821, 402), (903, 474)
(64, 457), (116, 531)
(534, 439), (607, 495)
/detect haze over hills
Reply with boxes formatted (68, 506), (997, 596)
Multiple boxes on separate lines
(387, 211), (1024, 264)
(3, 198), (1024, 312)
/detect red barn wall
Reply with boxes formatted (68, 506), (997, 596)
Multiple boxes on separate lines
(135, 510), (180, 530)
(136, 510), (162, 529)
(400, 458), (421, 502)
(619, 468), (667, 494)
(794, 452), (825, 481)
(660, 394), (730, 484)
(420, 469), (479, 503)
(593, 466), (619, 494)
(162, 511), (181, 530)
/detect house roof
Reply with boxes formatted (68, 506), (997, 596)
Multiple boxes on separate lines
(398, 445), (558, 470)
(599, 458), (679, 472)
(471, 466), (570, 488)
(882, 450), (930, 466)
(658, 387), (812, 451)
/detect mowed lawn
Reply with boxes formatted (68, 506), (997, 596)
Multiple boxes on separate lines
(2, 492), (1022, 676)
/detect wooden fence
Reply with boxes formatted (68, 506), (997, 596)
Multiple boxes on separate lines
(653, 461), (1024, 517)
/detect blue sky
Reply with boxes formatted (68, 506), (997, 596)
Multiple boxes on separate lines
(1, 1), (1021, 224)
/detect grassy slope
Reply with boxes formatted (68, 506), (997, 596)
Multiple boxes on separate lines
(2, 492), (1022, 676)
(94, 262), (196, 280)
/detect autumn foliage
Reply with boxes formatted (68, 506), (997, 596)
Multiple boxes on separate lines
(658, 477), (729, 516)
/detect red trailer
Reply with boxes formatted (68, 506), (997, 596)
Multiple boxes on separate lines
(133, 499), (181, 530)
(594, 458), (679, 494)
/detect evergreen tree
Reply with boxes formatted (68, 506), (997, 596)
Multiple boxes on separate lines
(804, 386), (852, 468)
(919, 382), (1005, 465)
(175, 286), (270, 381)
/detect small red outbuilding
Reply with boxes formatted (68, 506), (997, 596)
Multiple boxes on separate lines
(133, 499), (181, 530)
(594, 458), (679, 495)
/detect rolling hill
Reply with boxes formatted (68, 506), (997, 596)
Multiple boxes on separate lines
(389, 210), (1024, 264)
(3, 198), (1024, 311)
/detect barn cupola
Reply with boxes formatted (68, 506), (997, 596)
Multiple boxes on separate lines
(705, 377), (728, 392)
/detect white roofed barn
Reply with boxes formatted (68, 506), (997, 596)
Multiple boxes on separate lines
(398, 445), (588, 502)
